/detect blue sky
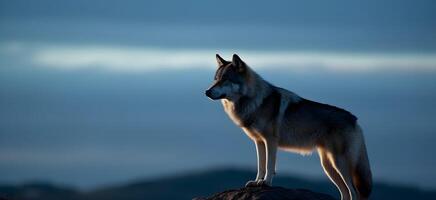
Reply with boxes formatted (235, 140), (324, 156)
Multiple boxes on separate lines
(1, 0), (436, 190)
(1, 0), (436, 27)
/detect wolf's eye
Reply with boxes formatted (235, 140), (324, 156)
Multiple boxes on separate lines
(227, 78), (240, 85)
(224, 79), (239, 86)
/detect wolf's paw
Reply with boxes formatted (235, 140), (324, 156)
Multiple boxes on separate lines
(245, 179), (271, 187)
(255, 179), (272, 187)
(245, 180), (259, 187)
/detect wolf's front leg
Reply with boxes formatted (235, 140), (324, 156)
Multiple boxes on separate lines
(245, 140), (266, 187)
(257, 138), (277, 186)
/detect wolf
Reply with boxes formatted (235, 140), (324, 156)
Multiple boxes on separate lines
(205, 54), (372, 200)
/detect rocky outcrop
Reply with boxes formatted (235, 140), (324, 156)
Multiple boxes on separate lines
(194, 186), (336, 200)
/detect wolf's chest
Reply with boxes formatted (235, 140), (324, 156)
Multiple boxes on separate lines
(222, 100), (246, 127)
(221, 99), (271, 140)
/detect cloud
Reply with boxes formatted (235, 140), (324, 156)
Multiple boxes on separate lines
(2, 41), (436, 72)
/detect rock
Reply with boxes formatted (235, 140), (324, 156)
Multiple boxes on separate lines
(194, 186), (336, 200)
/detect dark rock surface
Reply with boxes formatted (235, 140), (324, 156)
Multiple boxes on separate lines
(194, 186), (336, 200)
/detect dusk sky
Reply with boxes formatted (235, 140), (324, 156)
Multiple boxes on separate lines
(1, 0), (436, 191)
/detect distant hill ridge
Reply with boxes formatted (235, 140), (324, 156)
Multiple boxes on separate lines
(1, 168), (435, 200)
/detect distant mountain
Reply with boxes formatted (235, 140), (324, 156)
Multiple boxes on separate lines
(0, 183), (79, 200)
(1, 168), (435, 200)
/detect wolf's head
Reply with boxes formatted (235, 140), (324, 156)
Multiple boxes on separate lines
(205, 54), (250, 100)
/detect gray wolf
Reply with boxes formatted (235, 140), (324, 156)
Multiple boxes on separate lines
(205, 54), (372, 200)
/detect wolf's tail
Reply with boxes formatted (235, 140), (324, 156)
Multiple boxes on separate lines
(352, 141), (373, 200)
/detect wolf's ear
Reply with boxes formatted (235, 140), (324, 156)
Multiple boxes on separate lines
(232, 54), (246, 72)
(216, 54), (228, 67)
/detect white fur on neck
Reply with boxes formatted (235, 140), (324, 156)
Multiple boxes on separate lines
(221, 67), (272, 126)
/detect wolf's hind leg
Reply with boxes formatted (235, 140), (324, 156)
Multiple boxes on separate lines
(330, 154), (358, 200)
(246, 140), (266, 187)
(318, 149), (350, 200)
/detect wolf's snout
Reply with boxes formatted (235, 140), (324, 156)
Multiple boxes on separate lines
(205, 89), (212, 97)
(205, 89), (223, 100)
